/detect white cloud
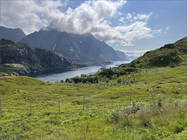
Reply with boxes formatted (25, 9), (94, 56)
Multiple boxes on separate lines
(135, 13), (152, 21)
(48, 0), (126, 34)
(0, 0), (161, 46)
(125, 12), (152, 22)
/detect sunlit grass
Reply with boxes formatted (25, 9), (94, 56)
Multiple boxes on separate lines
(0, 65), (187, 139)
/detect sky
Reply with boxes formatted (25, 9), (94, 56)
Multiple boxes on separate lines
(0, 0), (186, 56)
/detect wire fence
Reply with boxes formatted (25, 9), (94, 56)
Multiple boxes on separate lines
(1, 96), (185, 116)
(0, 93), (166, 125)
(0, 96), (138, 117)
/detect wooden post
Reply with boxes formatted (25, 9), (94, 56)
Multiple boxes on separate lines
(30, 99), (32, 116)
(130, 93), (132, 105)
(0, 97), (2, 114)
(58, 100), (61, 114)
(83, 96), (85, 111)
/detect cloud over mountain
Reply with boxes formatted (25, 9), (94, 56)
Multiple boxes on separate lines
(0, 0), (160, 46)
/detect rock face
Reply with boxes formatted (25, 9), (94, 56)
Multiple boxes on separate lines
(20, 30), (127, 65)
(0, 26), (25, 42)
(0, 39), (74, 76)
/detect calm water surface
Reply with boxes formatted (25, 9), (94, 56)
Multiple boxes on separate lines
(37, 60), (131, 82)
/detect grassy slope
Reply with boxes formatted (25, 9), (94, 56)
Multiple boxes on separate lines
(0, 37), (187, 139)
(127, 37), (187, 68)
(66, 37), (187, 84)
(0, 64), (187, 140)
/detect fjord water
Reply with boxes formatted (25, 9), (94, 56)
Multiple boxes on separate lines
(37, 60), (130, 82)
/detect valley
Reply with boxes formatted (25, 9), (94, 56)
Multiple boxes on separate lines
(0, 37), (187, 139)
(0, 0), (186, 138)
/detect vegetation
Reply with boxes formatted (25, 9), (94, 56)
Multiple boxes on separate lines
(0, 37), (187, 139)
(0, 65), (187, 139)
(65, 37), (187, 84)
(0, 39), (74, 76)
(65, 75), (99, 83)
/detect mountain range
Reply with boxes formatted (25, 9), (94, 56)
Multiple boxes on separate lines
(20, 29), (128, 65)
(0, 26), (128, 65)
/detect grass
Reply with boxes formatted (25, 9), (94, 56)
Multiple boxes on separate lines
(0, 64), (187, 139)
(66, 37), (187, 84)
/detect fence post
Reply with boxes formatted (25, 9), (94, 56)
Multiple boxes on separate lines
(83, 96), (85, 111)
(58, 100), (61, 114)
(0, 97), (2, 114)
(30, 98), (32, 116)
(130, 93), (132, 104)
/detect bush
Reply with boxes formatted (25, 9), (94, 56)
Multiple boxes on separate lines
(124, 101), (140, 115)
(99, 68), (114, 79)
(65, 76), (98, 84)
(121, 118), (132, 127)
(117, 79), (122, 84)
(172, 122), (184, 133)
(65, 78), (72, 83)
(157, 98), (162, 108)
(141, 119), (151, 128)
(110, 111), (120, 123)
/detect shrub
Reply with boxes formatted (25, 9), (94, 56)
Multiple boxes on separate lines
(172, 122), (184, 133)
(117, 79), (122, 84)
(157, 98), (162, 108)
(99, 68), (114, 79)
(65, 78), (72, 83)
(141, 119), (151, 128)
(124, 101), (140, 115)
(110, 111), (120, 123)
(65, 76), (98, 84)
(121, 118), (132, 127)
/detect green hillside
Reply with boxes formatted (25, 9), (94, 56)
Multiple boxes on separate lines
(127, 37), (187, 68)
(0, 37), (187, 139)
(66, 37), (187, 83)
(0, 39), (74, 76)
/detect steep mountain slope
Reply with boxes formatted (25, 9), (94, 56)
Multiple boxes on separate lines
(20, 30), (126, 65)
(0, 39), (74, 76)
(0, 26), (25, 42)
